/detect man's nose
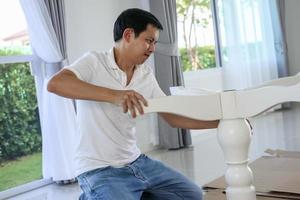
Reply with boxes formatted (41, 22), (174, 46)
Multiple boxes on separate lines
(149, 43), (156, 52)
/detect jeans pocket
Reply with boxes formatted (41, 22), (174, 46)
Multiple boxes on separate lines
(83, 167), (112, 191)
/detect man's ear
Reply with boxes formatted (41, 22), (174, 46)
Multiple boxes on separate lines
(123, 28), (134, 43)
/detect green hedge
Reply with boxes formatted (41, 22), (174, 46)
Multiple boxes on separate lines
(0, 48), (42, 163)
(180, 46), (216, 71)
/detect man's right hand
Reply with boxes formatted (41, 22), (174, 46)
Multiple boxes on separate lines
(112, 90), (148, 118)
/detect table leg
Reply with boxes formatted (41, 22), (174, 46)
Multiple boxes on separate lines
(217, 119), (256, 200)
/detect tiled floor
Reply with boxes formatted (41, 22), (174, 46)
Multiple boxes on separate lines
(5, 104), (300, 200)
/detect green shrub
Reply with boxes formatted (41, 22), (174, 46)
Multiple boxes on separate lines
(179, 46), (216, 71)
(0, 48), (41, 163)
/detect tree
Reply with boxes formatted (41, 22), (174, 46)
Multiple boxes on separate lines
(177, 0), (211, 70)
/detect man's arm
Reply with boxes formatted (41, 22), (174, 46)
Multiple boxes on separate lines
(47, 69), (147, 117)
(159, 113), (219, 129)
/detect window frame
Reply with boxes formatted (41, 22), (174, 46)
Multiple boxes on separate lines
(211, 0), (223, 68)
(0, 179), (52, 199)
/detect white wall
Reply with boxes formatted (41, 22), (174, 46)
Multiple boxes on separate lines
(64, 0), (159, 152)
(285, 0), (300, 76)
(64, 0), (149, 63)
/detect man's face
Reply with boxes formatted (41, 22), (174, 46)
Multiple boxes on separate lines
(127, 24), (159, 65)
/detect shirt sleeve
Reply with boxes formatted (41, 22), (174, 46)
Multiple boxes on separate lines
(64, 51), (97, 82)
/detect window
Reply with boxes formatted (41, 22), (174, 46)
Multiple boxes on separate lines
(0, 0), (44, 195)
(176, 0), (222, 71)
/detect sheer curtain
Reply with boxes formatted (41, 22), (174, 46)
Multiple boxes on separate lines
(218, 0), (283, 90)
(19, 0), (77, 181)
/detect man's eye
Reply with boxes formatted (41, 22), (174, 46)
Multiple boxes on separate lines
(146, 39), (152, 44)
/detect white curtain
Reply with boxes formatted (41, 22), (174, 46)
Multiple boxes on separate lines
(218, 0), (279, 90)
(19, 0), (77, 181)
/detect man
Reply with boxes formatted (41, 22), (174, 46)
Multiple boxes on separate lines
(48, 8), (218, 200)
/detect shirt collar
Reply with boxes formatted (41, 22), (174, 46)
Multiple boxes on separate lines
(108, 48), (120, 70)
(108, 48), (142, 71)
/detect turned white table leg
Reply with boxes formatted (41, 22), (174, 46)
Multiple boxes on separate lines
(217, 119), (256, 200)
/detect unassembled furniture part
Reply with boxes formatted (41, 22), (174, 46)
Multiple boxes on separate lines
(143, 73), (300, 200)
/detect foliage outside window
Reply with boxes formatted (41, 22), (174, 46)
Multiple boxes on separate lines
(0, 48), (41, 163)
(0, 48), (42, 191)
(0, 0), (42, 192)
(177, 0), (217, 71)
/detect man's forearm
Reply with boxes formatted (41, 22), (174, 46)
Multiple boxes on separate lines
(47, 69), (117, 103)
(160, 113), (219, 129)
(47, 69), (148, 117)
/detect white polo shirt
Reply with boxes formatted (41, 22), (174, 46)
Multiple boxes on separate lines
(65, 49), (165, 176)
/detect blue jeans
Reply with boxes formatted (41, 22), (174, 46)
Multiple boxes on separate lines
(77, 154), (202, 200)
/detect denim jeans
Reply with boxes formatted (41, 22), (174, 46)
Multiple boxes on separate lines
(77, 154), (202, 200)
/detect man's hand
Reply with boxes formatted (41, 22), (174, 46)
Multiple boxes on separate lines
(112, 90), (148, 118)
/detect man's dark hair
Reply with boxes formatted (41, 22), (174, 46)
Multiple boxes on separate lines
(113, 8), (163, 42)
